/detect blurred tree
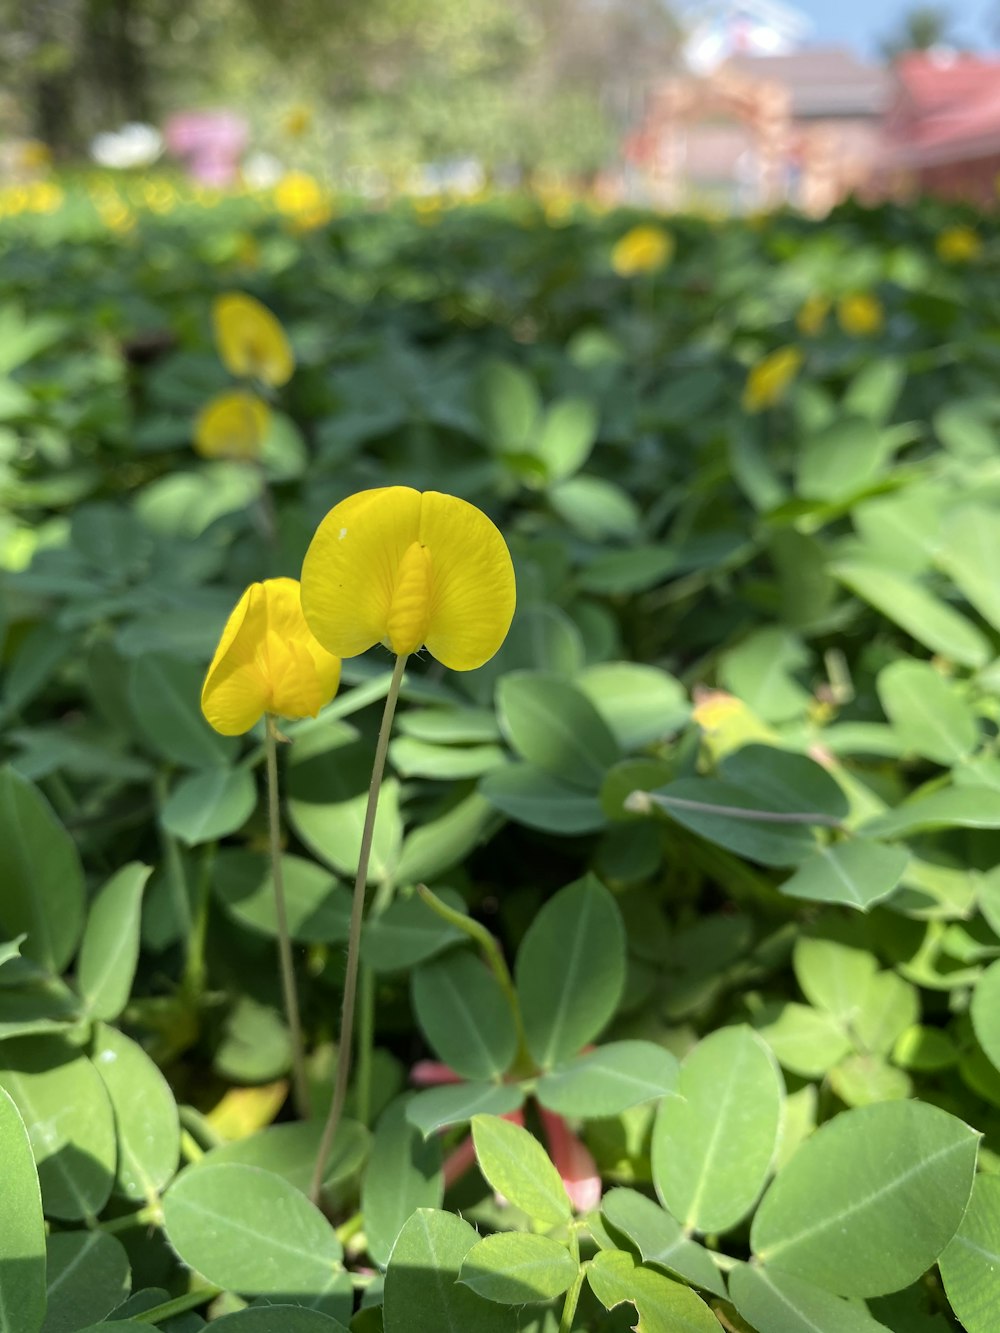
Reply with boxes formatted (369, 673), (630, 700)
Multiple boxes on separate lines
(879, 5), (954, 59)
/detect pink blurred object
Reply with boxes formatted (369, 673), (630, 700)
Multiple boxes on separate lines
(163, 110), (248, 186)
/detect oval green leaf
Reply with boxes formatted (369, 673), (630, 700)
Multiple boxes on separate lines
(77, 863), (151, 1020)
(471, 1114), (570, 1226)
(0, 1086), (45, 1333)
(411, 950), (518, 1082)
(92, 1023), (179, 1201)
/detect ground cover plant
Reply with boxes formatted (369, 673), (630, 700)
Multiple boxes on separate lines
(0, 181), (999, 1332)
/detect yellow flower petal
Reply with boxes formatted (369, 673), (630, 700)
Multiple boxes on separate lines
(611, 224), (674, 277)
(836, 292), (883, 338)
(212, 292), (295, 387)
(301, 487), (516, 671)
(936, 226), (981, 263)
(194, 390), (270, 460)
(201, 578), (341, 735)
(742, 346), (803, 414)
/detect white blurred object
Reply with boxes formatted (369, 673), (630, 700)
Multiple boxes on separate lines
(242, 152), (285, 190)
(684, 0), (809, 73)
(90, 123), (164, 169)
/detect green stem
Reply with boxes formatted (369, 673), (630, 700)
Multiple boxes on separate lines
(181, 841), (216, 998)
(417, 883), (532, 1075)
(559, 1230), (584, 1333)
(355, 964), (376, 1128)
(154, 772), (192, 946)
(98, 1203), (162, 1234)
(133, 1286), (221, 1325)
(308, 652), (408, 1205)
(266, 715), (311, 1118)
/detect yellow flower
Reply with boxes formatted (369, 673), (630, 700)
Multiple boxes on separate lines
(301, 487), (516, 670)
(282, 105), (313, 138)
(742, 346), (803, 413)
(611, 225), (674, 277)
(201, 578), (342, 735)
(796, 294), (830, 337)
(273, 171), (332, 230)
(837, 292), (883, 337)
(212, 292), (295, 387)
(936, 226), (982, 263)
(194, 390), (270, 461)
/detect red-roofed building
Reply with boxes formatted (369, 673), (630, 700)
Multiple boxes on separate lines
(878, 52), (1000, 204)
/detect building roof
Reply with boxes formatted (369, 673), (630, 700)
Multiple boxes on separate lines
(884, 52), (1000, 168)
(724, 47), (889, 118)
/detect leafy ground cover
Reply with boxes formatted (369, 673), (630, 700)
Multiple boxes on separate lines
(0, 182), (999, 1332)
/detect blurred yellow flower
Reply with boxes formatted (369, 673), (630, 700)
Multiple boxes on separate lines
(936, 226), (982, 263)
(837, 292), (883, 337)
(301, 486), (516, 670)
(796, 294), (830, 337)
(742, 345), (803, 413)
(201, 577), (341, 735)
(194, 390), (270, 461)
(282, 106), (313, 138)
(273, 171), (333, 231)
(611, 224), (675, 277)
(212, 292), (294, 387)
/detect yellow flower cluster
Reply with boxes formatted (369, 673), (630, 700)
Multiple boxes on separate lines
(0, 181), (65, 219)
(837, 292), (883, 337)
(936, 226), (982, 264)
(202, 488), (516, 733)
(273, 171), (333, 232)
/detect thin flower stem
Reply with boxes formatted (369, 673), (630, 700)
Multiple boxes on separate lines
(132, 1286), (222, 1325)
(417, 883), (533, 1075)
(266, 714), (311, 1118)
(309, 652), (408, 1205)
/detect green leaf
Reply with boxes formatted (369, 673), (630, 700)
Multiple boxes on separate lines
(577, 546), (677, 596)
(535, 1041), (678, 1117)
(515, 876), (626, 1069)
(728, 1263), (889, 1333)
(651, 1026), (784, 1234)
(586, 1248), (720, 1332)
(214, 997), (290, 1084)
(480, 763), (607, 833)
(389, 737), (504, 780)
(796, 417), (886, 502)
(406, 1082), (525, 1140)
(852, 971), (919, 1056)
(214, 851), (350, 944)
(92, 1023), (179, 1201)
(162, 1163), (344, 1301)
(876, 659), (978, 764)
(211, 1309), (349, 1332)
(202, 1119), (370, 1196)
(548, 476), (640, 541)
(535, 397), (598, 482)
(779, 840), (909, 911)
(862, 785), (1000, 839)
(476, 359), (541, 452)
(576, 663), (690, 749)
(828, 1054), (912, 1107)
(0, 767), (85, 974)
(646, 777), (818, 867)
(459, 1233), (577, 1303)
(383, 1209), (516, 1333)
(362, 888), (469, 973)
(0, 1036), (116, 1221)
(496, 672), (620, 790)
(751, 1100), (980, 1296)
(755, 1003), (853, 1078)
(0, 1086), (45, 1333)
(720, 744), (849, 819)
(471, 1115), (571, 1226)
(396, 791), (500, 884)
(161, 767), (257, 845)
(831, 560), (990, 668)
(719, 628), (811, 723)
(938, 1173), (1000, 1333)
(77, 864), (151, 1020)
(130, 654), (238, 768)
(41, 1231), (130, 1333)
(971, 958), (1000, 1073)
(411, 950), (518, 1081)
(842, 358), (905, 424)
(361, 1097), (443, 1268)
(793, 934), (878, 1026)
(287, 726), (402, 885)
(936, 504), (1000, 632)
(600, 1188), (726, 1297)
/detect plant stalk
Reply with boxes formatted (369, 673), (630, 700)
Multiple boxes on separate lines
(265, 715), (311, 1117)
(308, 652), (407, 1204)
